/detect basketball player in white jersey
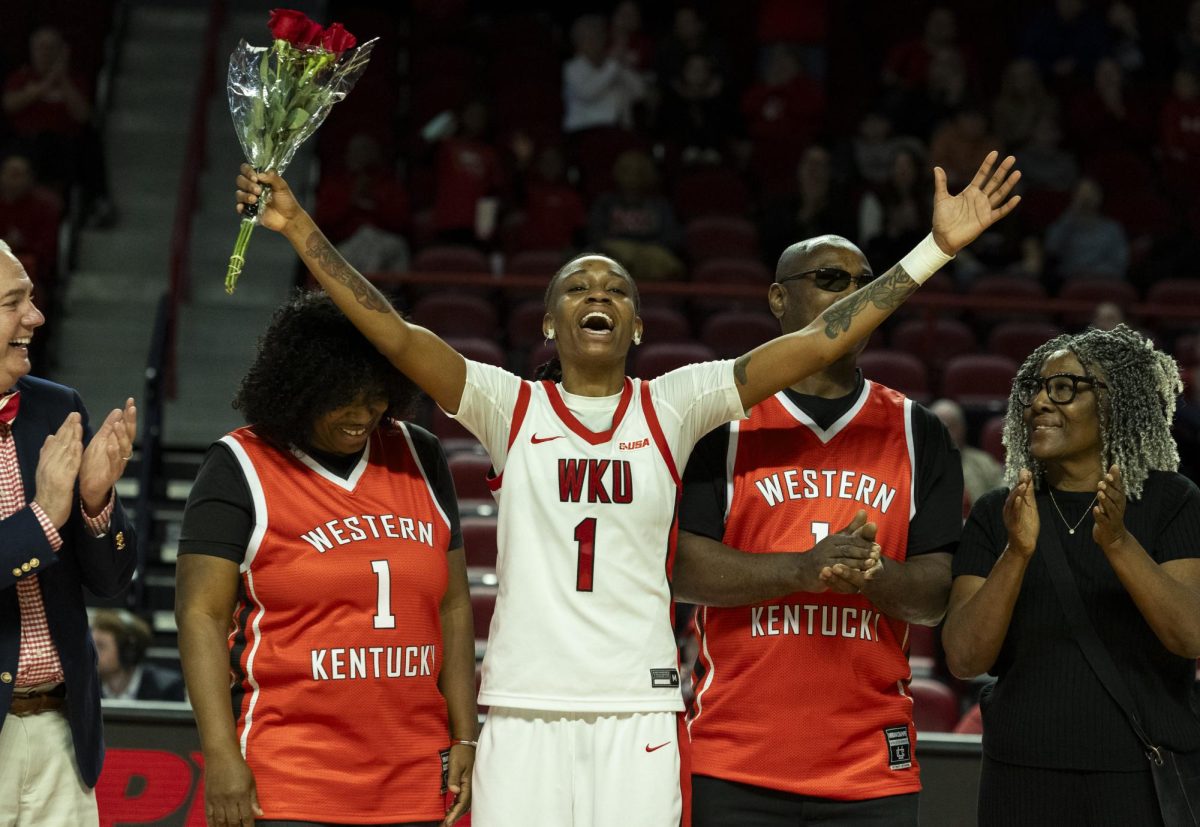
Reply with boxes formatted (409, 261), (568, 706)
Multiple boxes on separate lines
(233, 151), (1021, 827)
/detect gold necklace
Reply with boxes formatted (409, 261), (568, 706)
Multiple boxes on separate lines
(1047, 488), (1099, 535)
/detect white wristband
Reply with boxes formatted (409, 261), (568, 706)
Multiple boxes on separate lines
(897, 233), (954, 285)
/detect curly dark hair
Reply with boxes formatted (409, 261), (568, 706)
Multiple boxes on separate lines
(233, 291), (421, 451)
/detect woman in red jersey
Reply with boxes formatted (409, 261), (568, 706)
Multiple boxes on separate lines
(234, 152), (1018, 826)
(176, 293), (477, 827)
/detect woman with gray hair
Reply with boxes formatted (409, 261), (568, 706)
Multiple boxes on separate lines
(943, 325), (1200, 826)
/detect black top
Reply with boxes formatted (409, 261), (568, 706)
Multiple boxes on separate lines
(179, 424), (463, 563)
(953, 471), (1200, 771)
(680, 372), (964, 557)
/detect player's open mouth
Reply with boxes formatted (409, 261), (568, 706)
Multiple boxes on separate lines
(579, 311), (615, 338)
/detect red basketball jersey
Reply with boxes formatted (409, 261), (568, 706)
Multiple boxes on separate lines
(222, 423), (453, 823)
(688, 384), (921, 800)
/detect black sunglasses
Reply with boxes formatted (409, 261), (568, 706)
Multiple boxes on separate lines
(776, 268), (877, 292)
(1016, 373), (1108, 407)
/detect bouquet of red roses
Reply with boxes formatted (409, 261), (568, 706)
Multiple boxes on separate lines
(224, 8), (375, 293)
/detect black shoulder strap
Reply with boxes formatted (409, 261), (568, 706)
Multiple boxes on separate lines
(1037, 496), (1160, 756)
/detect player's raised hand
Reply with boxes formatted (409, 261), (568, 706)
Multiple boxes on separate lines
(930, 151), (1021, 256)
(235, 166), (303, 234)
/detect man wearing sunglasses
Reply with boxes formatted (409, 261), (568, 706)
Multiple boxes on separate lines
(675, 233), (965, 826)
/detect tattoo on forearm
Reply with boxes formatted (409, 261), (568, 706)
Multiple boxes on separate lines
(304, 232), (390, 313)
(821, 264), (918, 340)
(734, 354), (751, 386)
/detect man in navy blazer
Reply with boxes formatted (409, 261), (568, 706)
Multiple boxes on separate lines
(0, 240), (137, 825)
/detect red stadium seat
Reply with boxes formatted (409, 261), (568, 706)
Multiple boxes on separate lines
(939, 354), (1019, 411)
(981, 415), (1006, 465)
(461, 517), (499, 570)
(507, 299), (550, 349)
(412, 245), (491, 274)
(444, 337), (506, 367)
(684, 217), (760, 262)
(427, 404), (482, 455)
(909, 677), (961, 732)
(968, 276), (1049, 323)
(1057, 279), (1139, 327)
(858, 351), (931, 402)
(672, 166), (751, 221)
(638, 306), (693, 345)
(907, 624), (937, 678)
(471, 589), (497, 640)
(449, 454), (495, 504)
(412, 294), (498, 339)
(690, 258), (772, 312)
(1175, 333), (1200, 368)
(632, 342), (716, 379)
(508, 249), (571, 277)
(986, 321), (1064, 365)
(700, 311), (778, 359)
(1144, 278), (1200, 333)
(890, 318), (978, 371)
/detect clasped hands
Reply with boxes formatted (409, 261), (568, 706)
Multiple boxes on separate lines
(34, 398), (137, 528)
(798, 510), (883, 594)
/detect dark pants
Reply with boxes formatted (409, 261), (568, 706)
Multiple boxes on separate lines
(692, 774), (919, 827)
(978, 755), (1163, 827)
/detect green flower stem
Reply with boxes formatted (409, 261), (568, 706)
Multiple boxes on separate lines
(225, 215), (257, 294)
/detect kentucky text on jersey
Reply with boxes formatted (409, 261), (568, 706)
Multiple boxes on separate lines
(750, 604), (883, 641)
(299, 514), (435, 552)
(558, 458), (634, 504)
(310, 644), (437, 680)
(752, 468), (897, 512)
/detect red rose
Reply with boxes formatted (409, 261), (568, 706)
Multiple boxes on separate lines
(267, 8), (321, 47)
(321, 22), (357, 54)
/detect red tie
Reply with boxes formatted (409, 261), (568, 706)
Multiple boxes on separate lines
(0, 391), (19, 425)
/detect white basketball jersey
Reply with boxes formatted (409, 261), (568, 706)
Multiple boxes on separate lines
(480, 378), (687, 712)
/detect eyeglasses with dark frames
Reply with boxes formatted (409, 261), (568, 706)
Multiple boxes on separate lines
(775, 267), (878, 293)
(1016, 373), (1108, 407)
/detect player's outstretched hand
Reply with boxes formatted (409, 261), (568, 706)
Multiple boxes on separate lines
(931, 151), (1021, 256)
(235, 165), (303, 234)
(443, 743), (474, 825)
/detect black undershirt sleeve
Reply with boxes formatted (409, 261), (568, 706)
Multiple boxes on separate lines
(906, 402), (965, 556)
(406, 424), (464, 550)
(678, 424), (732, 542)
(178, 443), (255, 564)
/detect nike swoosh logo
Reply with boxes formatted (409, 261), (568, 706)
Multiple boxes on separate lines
(645, 742), (671, 753)
(531, 434), (564, 444)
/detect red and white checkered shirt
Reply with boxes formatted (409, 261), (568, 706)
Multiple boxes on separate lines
(1, 400), (114, 687)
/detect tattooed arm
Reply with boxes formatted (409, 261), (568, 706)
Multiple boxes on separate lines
(732, 151), (1021, 410)
(235, 166), (468, 413)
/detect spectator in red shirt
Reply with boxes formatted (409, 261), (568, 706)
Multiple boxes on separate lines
(510, 140), (586, 253)
(430, 101), (503, 245)
(313, 134), (411, 274)
(742, 45), (826, 191)
(0, 152), (61, 289)
(883, 7), (974, 93)
(2, 27), (112, 226)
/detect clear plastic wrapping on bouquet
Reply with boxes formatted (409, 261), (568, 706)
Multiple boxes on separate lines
(224, 37), (376, 293)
